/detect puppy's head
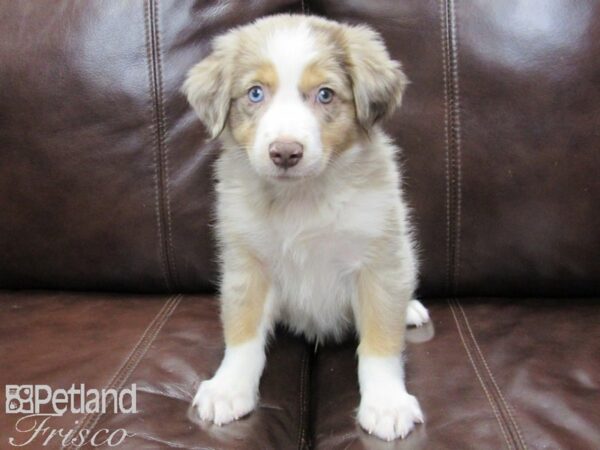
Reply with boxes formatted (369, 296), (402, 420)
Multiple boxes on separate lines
(183, 15), (407, 181)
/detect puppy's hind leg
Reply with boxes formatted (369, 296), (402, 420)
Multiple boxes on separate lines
(406, 300), (430, 327)
(192, 248), (272, 425)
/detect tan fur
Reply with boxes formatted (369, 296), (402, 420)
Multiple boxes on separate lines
(220, 247), (269, 346)
(228, 114), (255, 152)
(232, 62), (278, 150)
(252, 63), (278, 89)
(339, 25), (408, 128)
(299, 63), (329, 93)
(320, 100), (359, 155)
(355, 206), (414, 356)
(356, 267), (406, 356)
(298, 63), (359, 155)
(183, 32), (238, 139)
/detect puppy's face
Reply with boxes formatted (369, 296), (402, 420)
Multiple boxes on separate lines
(184, 15), (407, 181)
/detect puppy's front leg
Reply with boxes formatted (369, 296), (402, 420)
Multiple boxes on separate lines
(192, 248), (271, 425)
(355, 268), (424, 440)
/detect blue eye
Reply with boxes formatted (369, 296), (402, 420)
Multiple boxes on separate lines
(248, 86), (264, 103)
(317, 87), (334, 104)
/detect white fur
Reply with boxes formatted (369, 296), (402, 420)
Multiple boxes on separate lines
(358, 355), (424, 440)
(193, 337), (266, 425)
(406, 299), (430, 327)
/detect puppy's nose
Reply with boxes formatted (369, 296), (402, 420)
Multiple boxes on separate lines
(269, 141), (303, 169)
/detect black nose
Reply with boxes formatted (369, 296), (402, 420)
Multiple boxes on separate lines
(269, 141), (304, 169)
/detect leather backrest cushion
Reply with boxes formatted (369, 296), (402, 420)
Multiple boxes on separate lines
(0, 0), (301, 293)
(1, 0), (598, 297)
(316, 0), (600, 297)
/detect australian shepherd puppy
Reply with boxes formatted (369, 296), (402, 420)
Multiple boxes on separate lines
(183, 14), (430, 441)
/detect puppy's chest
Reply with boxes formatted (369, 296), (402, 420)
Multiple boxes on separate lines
(265, 220), (367, 279)
(247, 194), (386, 334)
(254, 196), (381, 281)
(260, 213), (369, 338)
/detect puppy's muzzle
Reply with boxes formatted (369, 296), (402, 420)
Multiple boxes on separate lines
(269, 140), (303, 169)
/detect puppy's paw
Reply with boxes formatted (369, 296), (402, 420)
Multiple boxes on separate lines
(358, 387), (424, 441)
(192, 376), (257, 425)
(406, 300), (430, 327)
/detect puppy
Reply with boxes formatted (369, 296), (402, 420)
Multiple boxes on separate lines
(183, 14), (430, 441)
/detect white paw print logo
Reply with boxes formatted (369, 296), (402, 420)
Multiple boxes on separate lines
(5, 385), (34, 414)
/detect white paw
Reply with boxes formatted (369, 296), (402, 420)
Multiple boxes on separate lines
(192, 376), (257, 425)
(358, 388), (424, 441)
(406, 300), (430, 327)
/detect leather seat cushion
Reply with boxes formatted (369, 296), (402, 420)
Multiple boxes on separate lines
(0, 291), (311, 450)
(2, 293), (598, 449)
(312, 299), (600, 449)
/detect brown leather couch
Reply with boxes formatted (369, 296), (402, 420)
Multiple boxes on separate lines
(1, 1), (599, 449)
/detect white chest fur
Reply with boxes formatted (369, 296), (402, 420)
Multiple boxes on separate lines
(262, 186), (387, 340)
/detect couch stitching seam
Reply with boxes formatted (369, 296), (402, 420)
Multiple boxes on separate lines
(75, 295), (182, 447)
(297, 347), (309, 450)
(61, 295), (181, 450)
(449, 0), (462, 291)
(440, 0), (462, 296)
(440, 0), (452, 296)
(449, 299), (514, 450)
(64, 294), (182, 450)
(144, 0), (170, 291)
(146, 0), (180, 291)
(154, 0), (179, 289)
(458, 302), (528, 449)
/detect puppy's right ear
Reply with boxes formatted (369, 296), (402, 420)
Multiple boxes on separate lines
(182, 34), (235, 140)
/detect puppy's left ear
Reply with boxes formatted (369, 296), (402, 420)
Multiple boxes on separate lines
(342, 25), (408, 129)
(182, 33), (235, 139)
